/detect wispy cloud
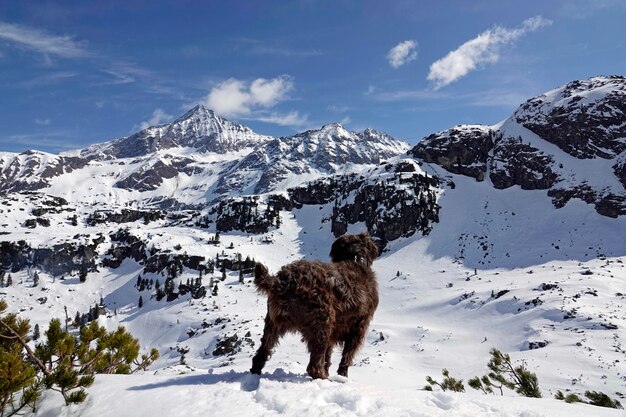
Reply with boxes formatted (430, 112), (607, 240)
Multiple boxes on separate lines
(204, 75), (294, 118)
(427, 16), (552, 89)
(253, 110), (309, 128)
(371, 88), (449, 102)
(34, 118), (51, 126)
(139, 109), (173, 130)
(387, 40), (418, 68)
(19, 71), (78, 88)
(559, 0), (626, 19)
(327, 104), (351, 113)
(0, 131), (82, 152)
(370, 85), (531, 110)
(0, 21), (90, 59)
(237, 38), (322, 57)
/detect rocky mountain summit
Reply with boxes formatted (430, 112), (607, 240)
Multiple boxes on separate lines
(410, 75), (626, 217)
(216, 123), (409, 194)
(79, 105), (273, 159)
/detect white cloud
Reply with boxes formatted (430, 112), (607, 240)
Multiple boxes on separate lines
(427, 16), (552, 89)
(34, 118), (51, 126)
(387, 40), (418, 68)
(205, 75), (294, 118)
(0, 22), (89, 58)
(254, 110), (309, 128)
(140, 109), (173, 130)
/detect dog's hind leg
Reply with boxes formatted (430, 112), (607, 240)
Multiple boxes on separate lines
(305, 336), (330, 379)
(323, 344), (333, 375)
(250, 314), (283, 375)
(304, 312), (334, 379)
(337, 319), (369, 377)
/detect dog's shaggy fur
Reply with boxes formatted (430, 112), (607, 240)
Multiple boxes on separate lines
(250, 233), (379, 379)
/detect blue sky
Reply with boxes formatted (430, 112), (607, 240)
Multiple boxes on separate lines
(1, 0), (625, 153)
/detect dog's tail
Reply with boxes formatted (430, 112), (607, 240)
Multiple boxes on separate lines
(254, 262), (276, 294)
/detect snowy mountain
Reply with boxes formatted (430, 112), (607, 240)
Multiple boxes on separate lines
(216, 123), (409, 194)
(411, 75), (626, 218)
(78, 105), (273, 159)
(1, 77), (625, 417)
(0, 106), (409, 205)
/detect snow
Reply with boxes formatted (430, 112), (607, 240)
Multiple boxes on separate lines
(2, 171), (625, 416)
(33, 371), (622, 417)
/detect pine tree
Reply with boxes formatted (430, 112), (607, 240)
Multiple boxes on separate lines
(79, 265), (88, 283)
(164, 277), (175, 296)
(425, 369), (465, 392)
(33, 271), (40, 287)
(0, 300), (41, 414)
(6, 274), (12, 287)
(138, 296), (143, 308)
(0, 272), (4, 288)
(239, 268), (244, 283)
(135, 274), (142, 288)
(33, 323), (40, 341)
(212, 283), (218, 297)
(469, 348), (541, 398)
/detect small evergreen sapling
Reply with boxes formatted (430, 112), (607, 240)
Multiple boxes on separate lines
(469, 348), (541, 398)
(554, 390), (582, 403)
(584, 391), (622, 409)
(424, 369), (465, 392)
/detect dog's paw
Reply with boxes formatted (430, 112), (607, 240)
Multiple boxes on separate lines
(329, 375), (349, 383)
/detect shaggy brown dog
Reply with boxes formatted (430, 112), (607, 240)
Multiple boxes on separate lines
(250, 233), (379, 379)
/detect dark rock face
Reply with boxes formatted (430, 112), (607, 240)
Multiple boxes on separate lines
(489, 137), (559, 190)
(211, 162), (440, 249)
(548, 187), (626, 218)
(114, 160), (179, 191)
(104, 229), (213, 274)
(0, 238), (102, 276)
(328, 171), (440, 246)
(213, 196), (285, 234)
(212, 333), (254, 356)
(409, 126), (493, 181)
(514, 76), (626, 159)
(86, 209), (165, 225)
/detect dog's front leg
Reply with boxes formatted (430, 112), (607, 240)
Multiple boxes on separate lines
(251, 313), (282, 375)
(337, 319), (369, 377)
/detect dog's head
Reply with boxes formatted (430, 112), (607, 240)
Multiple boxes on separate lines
(329, 233), (379, 266)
